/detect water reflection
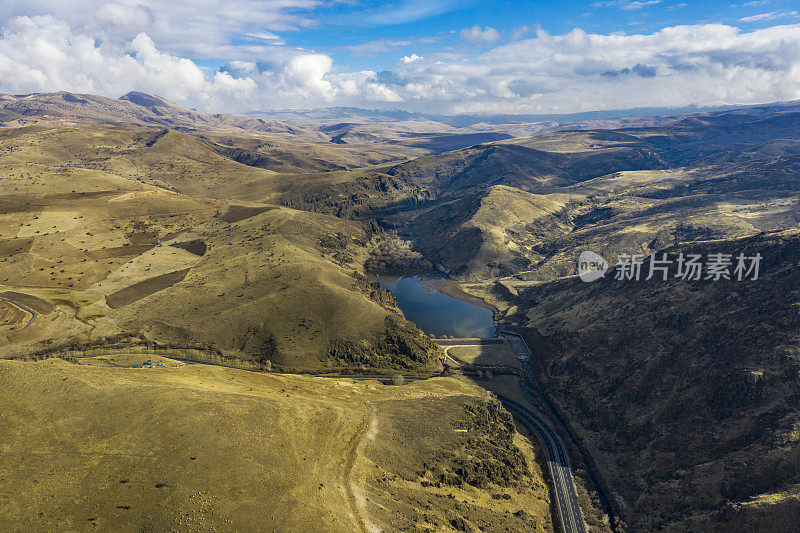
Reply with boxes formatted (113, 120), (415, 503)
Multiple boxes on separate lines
(379, 276), (496, 338)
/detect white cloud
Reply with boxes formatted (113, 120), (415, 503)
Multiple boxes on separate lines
(246, 32), (281, 41)
(348, 39), (413, 57)
(334, 71), (404, 102)
(739, 11), (798, 23)
(212, 70), (258, 93)
(1, 15), (800, 114)
(384, 23), (800, 113)
(0, 15), (398, 111)
(401, 53), (423, 63)
(3, 1), (323, 60)
(512, 25), (533, 40)
(284, 54), (335, 99)
(0, 16), (258, 107)
(460, 26), (501, 43)
(623, 1), (661, 10)
(95, 4), (154, 33)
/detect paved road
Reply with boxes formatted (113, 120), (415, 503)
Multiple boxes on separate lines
(68, 329), (586, 532)
(500, 395), (587, 533)
(0, 297), (38, 338)
(498, 331), (587, 533)
(321, 337), (586, 532)
(439, 345), (467, 367)
(312, 374), (427, 382)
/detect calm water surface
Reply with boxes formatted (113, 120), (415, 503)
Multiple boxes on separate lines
(379, 276), (496, 338)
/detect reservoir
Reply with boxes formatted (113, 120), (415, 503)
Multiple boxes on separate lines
(379, 276), (496, 338)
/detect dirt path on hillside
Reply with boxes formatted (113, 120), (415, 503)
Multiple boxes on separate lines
(342, 411), (377, 533)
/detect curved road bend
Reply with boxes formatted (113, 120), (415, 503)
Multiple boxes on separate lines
(72, 341), (586, 530)
(495, 330), (587, 533)
(0, 297), (38, 338)
(70, 330), (586, 531)
(317, 352), (586, 532)
(499, 395), (587, 533)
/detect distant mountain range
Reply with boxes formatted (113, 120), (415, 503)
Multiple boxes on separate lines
(4, 90), (800, 152)
(0, 91), (316, 139)
(246, 100), (800, 138)
(245, 102), (785, 127)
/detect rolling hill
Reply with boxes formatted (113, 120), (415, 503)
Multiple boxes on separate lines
(380, 102), (800, 283)
(0, 120), (440, 373)
(3, 91), (800, 530)
(0, 91), (308, 137)
(0, 356), (552, 532)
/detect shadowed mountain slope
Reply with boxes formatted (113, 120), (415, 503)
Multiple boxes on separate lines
(519, 229), (800, 531)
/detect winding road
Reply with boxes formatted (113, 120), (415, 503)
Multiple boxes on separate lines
(72, 331), (588, 531)
(498, 331), (587, 533)
(0, 297), (38, 338)
(500, 395), (587, 533)
(320, 334), (588, 532)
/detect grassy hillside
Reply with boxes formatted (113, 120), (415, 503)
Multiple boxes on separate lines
(396, 185), (574, 280)
(385, 131), (668, 196)
(0, 91), (314, 139)
(0, 123), (440, 373)
(0, 92), (496, 170)
(370, 103), (800, 530)
(0, 356), (552, 532)
(110, 206), (441, 372)
(4, 94), (800, 530)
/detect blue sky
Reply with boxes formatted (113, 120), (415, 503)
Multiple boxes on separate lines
(190, 0), (800, 73)
(293, 0), (798, 72)
(1, 1), (799, 113)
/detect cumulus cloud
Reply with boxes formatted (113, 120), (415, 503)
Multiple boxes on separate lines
(383, 24), (800, 113)
(401, 53), (423, 63)
(1, 13), (800, 114)
(460, 26), (501, 43)
(0, 16), (255, 108)
(3, 0), (322, 60)
(283, 54), (335, 99)
(95, 3), (154, 33)
(0, 15), (401, 111)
